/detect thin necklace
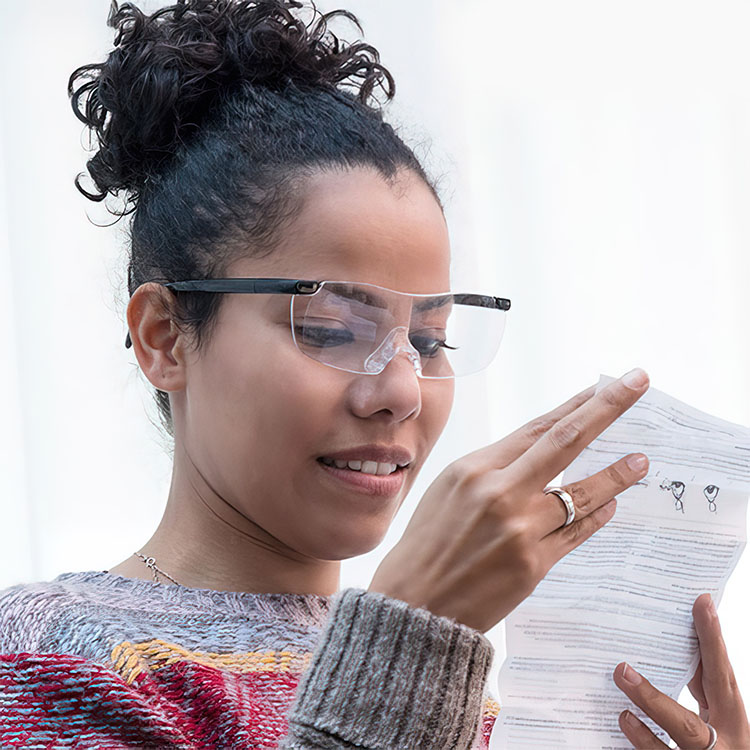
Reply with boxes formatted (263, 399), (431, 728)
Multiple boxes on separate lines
(133, 552), (181, 586)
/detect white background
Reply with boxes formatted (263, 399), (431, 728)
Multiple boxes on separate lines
(1, 0), (749, 725)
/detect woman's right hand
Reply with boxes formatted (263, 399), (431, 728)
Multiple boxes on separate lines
(368, 368), (651, 634)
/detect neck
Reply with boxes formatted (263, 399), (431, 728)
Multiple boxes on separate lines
(109, 446), (341, 597)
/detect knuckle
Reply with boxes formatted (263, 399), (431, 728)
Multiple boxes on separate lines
(440, 461), (462, 492)
(512, 547), (541, 584)
(569, 483), (591, 510)
(727, 668), (740, 694)
(441, 461), (463, 487)
(677, 712), (705, 743)
(525, 416), (555, 442)
(548, 419), (582, 451)
(444, 459), (485, 489)
(604, 463), (628, 487)
(599, 384), (625, 410)
(492, 513), (530, 544)
(495, 518), (538, 572)
(486, 490), (516, 520)
(561, 485), (594, 518)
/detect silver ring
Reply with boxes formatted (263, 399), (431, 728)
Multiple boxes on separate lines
(544, 486), (576, 527)
(702, 722), (718, 750)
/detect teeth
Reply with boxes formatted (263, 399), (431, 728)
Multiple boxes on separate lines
(321, 457), (400, 475)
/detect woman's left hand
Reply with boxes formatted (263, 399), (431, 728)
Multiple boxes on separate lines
(612, 593), (750, 749)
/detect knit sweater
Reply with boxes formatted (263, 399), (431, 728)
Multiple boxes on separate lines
(0, 571), (500, 748)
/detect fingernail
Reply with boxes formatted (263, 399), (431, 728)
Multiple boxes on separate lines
(626, 453), (648, 472)
(622, 663), (642, 686)
(622, 368), (649, 389)
(623, 710), (640, 728)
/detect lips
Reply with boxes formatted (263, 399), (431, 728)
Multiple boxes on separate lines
(317, 459), (407, 497)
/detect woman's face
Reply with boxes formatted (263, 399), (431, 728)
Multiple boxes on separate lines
(175, 166), (454, 560)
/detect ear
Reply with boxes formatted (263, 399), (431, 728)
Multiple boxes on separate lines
(126, 283), (188, 392)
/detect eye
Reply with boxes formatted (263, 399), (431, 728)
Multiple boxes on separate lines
(704, 485), (719, 501)
(409, 333), (458, 358)
(294, 324), (354, 348)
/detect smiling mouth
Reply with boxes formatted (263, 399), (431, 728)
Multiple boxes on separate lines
(317, 457), (408, 476)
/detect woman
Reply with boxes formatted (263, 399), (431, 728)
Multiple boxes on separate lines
(0, 1), (747, 748)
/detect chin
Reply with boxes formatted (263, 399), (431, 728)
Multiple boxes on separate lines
(302, 522), (391, 561)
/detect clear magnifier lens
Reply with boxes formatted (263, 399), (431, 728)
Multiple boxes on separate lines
(425, 300), (506, 378)
(291, 283), (389, 372)
(291, 282), (507, 378)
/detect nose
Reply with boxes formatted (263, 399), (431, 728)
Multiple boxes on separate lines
(363, 327), (423, 377)
(348, 326), (423, 422)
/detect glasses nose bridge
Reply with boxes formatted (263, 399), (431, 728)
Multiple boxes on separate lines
(364, 325), (423, 377)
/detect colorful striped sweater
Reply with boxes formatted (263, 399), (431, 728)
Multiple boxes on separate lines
(0, 571), (500, 748)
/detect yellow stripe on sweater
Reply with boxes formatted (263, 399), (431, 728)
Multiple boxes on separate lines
(111, 639), (314, 684)
(484, 696), (500, 717)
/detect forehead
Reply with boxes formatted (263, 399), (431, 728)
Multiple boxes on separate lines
(228, 166), (451, 293)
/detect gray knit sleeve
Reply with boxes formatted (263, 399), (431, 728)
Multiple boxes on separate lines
(279, 587), (494, 750)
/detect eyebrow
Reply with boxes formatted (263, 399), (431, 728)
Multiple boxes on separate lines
(332, 286), (388, 308)
(413, 295), (452, 312)
(330, 285), (452, 312)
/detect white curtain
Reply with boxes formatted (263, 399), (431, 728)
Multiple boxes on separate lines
(2, 0), (748, 711)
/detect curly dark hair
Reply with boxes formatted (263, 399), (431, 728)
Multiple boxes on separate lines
(68, 0), (439, 444)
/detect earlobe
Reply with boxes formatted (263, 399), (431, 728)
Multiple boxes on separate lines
(126, 283), (187, 392)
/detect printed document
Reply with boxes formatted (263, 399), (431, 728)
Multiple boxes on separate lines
(490, 376), (750, 749)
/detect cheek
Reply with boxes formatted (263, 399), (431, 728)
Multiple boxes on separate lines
(261, 365), (340, 442)
(192, 323), (328, 471)
(237, 351), (334, 442)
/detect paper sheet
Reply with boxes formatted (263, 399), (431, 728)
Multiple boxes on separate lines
(490, 377), (750, 749)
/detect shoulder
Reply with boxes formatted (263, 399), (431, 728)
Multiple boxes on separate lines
(0, 572), (101, 654)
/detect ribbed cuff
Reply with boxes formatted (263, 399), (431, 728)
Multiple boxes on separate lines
(281, 587), (494, 750)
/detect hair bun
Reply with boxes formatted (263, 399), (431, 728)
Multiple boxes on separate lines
(68, 0), (394, 206)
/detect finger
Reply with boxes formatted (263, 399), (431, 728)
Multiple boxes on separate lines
(692, 593), (750, 730)
(537, 452), (649, 538)
(617, 710), (670, 749)
(613, 662), (713, 750)
(687, 660), (708, 713)
(539, 496), (618, 570)
(474, 384), (597, 470)
(509, 368), (650, 490)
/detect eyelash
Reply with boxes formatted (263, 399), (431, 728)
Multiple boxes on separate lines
(293, 325), (456, 357)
